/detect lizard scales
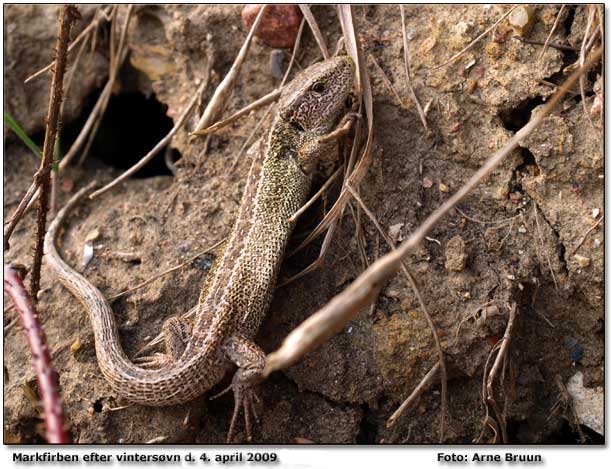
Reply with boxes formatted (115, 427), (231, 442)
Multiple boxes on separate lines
(46, 56), (355, 439)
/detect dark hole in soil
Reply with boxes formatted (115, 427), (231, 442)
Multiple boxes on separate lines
(58, 89), (181, 178)
(92, 399), (104, 413)
(355, 404), (378, 444)
(499, 97), (545, 132)
(563, 5), (577, 36)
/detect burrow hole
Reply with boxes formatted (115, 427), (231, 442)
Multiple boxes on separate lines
(56, 87), (182, 178)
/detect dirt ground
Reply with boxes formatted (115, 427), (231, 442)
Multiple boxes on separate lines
(3, 5), (604, 444)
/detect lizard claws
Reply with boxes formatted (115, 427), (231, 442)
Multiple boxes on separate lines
(133, 353), (170, 369)
(226, 381), (262, 444)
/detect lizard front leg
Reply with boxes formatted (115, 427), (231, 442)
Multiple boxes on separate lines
(221, 335), (265, 443)
(297, 112), (359, 174)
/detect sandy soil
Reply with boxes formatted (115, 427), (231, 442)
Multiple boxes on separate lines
(3, 5), (603, 444)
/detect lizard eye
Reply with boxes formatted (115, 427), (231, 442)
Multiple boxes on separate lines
(311, 82), (326, 93)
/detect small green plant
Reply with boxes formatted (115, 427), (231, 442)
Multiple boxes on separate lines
(4, 112), (61, 172)
(4, 112), (42, 158)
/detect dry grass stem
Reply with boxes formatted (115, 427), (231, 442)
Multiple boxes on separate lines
(368, 54), (405, 107)
(455, 206), (522, 226)
(347, 184), (448, 441)
(400, 5), (427, 131)
(538, 5), (566, 61)
(108, 238), (224, 301)
(288, 5), (374, 260)
(289, 167), (342, 223)
(193, 5), (267, 134)
(428, 5), (518, 71)
(191, 89), (281, 137)
(569, 214), (603, 256)
(387, 361), (440, 427)
(23, 5), (114, 84)
(485, 303), (517, 444)
(533, 204), (559, 290)
(77, 4), (134, 166)
(299, 5), (330, 59)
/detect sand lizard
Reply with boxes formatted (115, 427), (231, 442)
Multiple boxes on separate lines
(45, 56), (355, 442)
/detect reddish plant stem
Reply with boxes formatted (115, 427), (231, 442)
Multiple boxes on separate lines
(4, 264), (69, 444)
(30, 5), (80, 300)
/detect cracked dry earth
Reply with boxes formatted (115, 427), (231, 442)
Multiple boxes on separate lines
(3, 5), (603, 444)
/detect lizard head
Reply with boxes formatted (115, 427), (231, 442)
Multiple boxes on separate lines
(278, 55), (355, 135)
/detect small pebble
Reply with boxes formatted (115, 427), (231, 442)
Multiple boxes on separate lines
(85, 228), (101, 243)
(445, 235), (467, 272)
(388, 223), (404, 243)
(270, 49), (286, 79)
(60, 178), (74, 193)
(509, 5), (535, 36)
(242, 5), (303, 49)
(70, 339), (81, 355)
(82, 243), (94, 268)
(574, 254), (590, 268)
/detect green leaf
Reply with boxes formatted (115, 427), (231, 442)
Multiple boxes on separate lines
(53, 131), (62, 173)
(3, 113), (42, 158)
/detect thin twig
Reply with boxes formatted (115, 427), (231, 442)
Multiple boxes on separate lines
(90, 79), (208, 199)
(190, 89), (280, 137)
(387, 361), (440, 427)
(299, 5), (330, 60)
(428, 6), (518, 71)
(4, 264), (69, 443)
(8, 14), (131, 224)
(193, 5), (267, 134)
(533, 204), (559, 290)
(23, 5), (113, 84)
(347, 184), (447, 441)
(569, 214), (603, 256)
(486, 303), (517, 444)
(538, 5), (566, 60)
(289, 167), (342, 223)
(400, 5), (427, 131)
(78, 4), (134, 166)
(107, 239), (224, 301)
(368, 54), (405, 107)
(4, 183), (40, 252)
(515, 35), (579, 52)
(30, 5), (79, 299)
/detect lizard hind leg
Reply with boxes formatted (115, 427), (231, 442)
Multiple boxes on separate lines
(133, 317), (193, 369)
(221, 335), (266, 443)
